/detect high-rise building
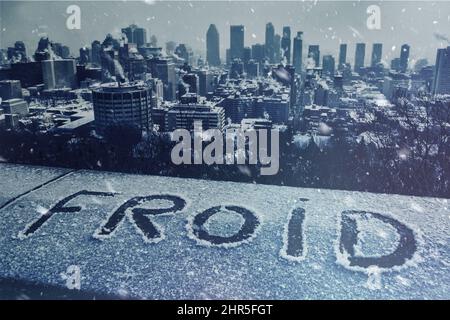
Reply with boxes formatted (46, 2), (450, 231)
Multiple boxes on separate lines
(292, 32), (303, 73)
(322, 55), (335, 76)
(206, 24), (220, 66)
(91, 40), (102, 66)
(265, 23), (275, 63)
(400, 44), (410, 73)
(273, 34), (282, 63)
(432, 46), (450, 95)
(79, 47), (90, 65)
(354, 43), (366, 72)
(338, 44), (347, 69)
(121, 24), (147, 47)
(0, 80), (22, 101)
(281, 26), (291, 64)
(251, 43), (265, 64)
(92, 81), (152, 132)
(148, 57), (177, 101)
(308, 45), (320, 67)
(230, 25), (244, 61)
(371, 43), (383, 67)
(42, 59), (77, 90)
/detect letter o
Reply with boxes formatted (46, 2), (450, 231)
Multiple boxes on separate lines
(190, 205), (259, 245)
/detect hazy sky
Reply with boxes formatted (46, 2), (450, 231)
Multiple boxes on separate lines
(1, 1), (450, 66)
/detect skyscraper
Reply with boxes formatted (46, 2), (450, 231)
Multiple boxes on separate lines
(400, 44), (410, 73)
(281, 26), (291, 64)
(251, 43), (265, 64)
(322, 55), (335, 76)
(308, 45), (320, 67)
(206, 24), (220, 66)
(121, 24), (147, 47)
(432, 46), (450, 95)
(230, 25), (244, 61)
(265, 23), (275, 63)
(292, 32), (303, 73)
(42, 59), (77, 90)
(91, 40), (102, 66)
(339, 44), (347, 69)
(354, 43), (366, 72)
(273, 34), (281, 63)
(371, 43), (382, 67)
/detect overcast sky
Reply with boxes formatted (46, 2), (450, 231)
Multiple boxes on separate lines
(1, 1), (450, 66)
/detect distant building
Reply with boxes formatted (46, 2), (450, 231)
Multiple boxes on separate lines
(251, 44), (265, 64)
(322, 55), (335, 76)
(265, 23), (275, 63)
(432, 46), (450, 95)
(308, 45), (320, 67)
(147, 57), (177, 101)
(400, 44), (410, 73)
(292, 32), (303, 73)
(371, 43), (382, 67)
(92, 81), (152, 132)
(255, 95), (289, 124)
(166, 97), (225, 131)
(42, 59), (77, 90)
(230, 25), (245, 61)
(338, 44), (347, 70)
(121, 24), (147, 47)
(281, 26), (291, 64)
(1, 98), (28, 115)
(354, 43), (366, 73)
(206, 24), (221, 66)
(0, 80), (22, 101)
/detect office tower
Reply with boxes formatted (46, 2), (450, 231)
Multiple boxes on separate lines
(354, 43), (366, 72)
(281, 26), (291, 64)
(251, 43), (265, 64)
(206, 24), (220, 66)
(91, 40), (102, 66)
(79, 47), (90, 65)
(175, 44), (191, 64)
(1, 98), (28, 115)
(292, 32), (303, 73)
(9, 62), (43, 87)
(243, 47), (252, 65)
(308, 45), (320, 67)
(165, 100), (225, 131)
(339, 44), (347, 68)
(180, 73), (199, 96)
(0, 80), (23, 100)
(391, 58), (401, 71)
(400, 44), (410, 72)
(230, 25), (244, 61)
(51, 42), (70, 59)
(148, 57), (177, 101)
(42, 59), (77, 90)
(273, 34), (281, 63)
(12, 41), (27, 61)
(121, 24), (147, 47)
(322, 55), (335, 76)
(196, 69), (215, 96)
(371, 43), (383, 67)
(230, 59), (244, 78)
(254, 95), (290, 124)
(432, 46), (450, 95)
(265, 23), (275, 63)
(92, 82), (152, 132)
(246, 60), (259, 78)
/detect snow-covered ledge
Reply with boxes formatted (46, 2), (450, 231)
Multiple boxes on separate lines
(0, 163), (448, 299)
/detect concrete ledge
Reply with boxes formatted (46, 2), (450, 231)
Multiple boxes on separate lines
(0, 163), (448, 299)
